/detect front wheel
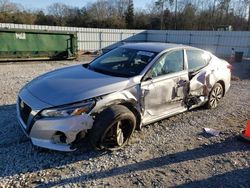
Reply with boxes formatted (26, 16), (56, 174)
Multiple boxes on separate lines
(89, 105), (136, 150)
(206, 83), (224, 109)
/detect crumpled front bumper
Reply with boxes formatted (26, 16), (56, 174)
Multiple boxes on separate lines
(17, 107), (94, 152)
(30, 114), (94, 151)
(17, 88), (94, 152)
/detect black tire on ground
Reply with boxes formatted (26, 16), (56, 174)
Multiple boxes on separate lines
(206, 82), (224, 109)
(89, 105), (136, 150)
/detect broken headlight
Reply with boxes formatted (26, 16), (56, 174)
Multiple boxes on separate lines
(41, 100), (95, 117)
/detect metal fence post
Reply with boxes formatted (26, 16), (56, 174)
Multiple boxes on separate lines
(189, 33), (192, 45)
(99, 32), (102, 50)
(120, 32), (123, 41)
(215, 34), (221, 55)
(247, 45), (250, 57)
(165, 32), (168, 43)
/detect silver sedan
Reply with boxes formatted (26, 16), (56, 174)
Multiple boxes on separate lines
(17, 43), (231, 151)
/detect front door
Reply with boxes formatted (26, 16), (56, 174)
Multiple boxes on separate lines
(141, 49), (189, 124)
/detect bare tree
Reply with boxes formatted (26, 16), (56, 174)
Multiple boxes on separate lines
(47, 3), (69, 17)
(248, 1), (250, 28)
(155, 0), (174, 29)
(113, 0), (129, 18)
(87, 0), (115, 21)
(0, 0), (21, 13)
(243, 0), (250, 29)
(86, 0), (128, 28)
(47, 3), (70, 25)
(125, 0), (134, 28)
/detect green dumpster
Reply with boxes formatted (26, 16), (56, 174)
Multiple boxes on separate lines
(0, 28), (77, 61)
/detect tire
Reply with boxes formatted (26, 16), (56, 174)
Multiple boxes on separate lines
(89, 105), (136, 150)
(206, 83), (224, 109)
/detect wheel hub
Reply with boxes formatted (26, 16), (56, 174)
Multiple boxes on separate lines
(210, 85), (223, 108)
(116, 122), (124, 146)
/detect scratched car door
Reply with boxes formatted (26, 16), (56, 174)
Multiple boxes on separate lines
(141, 49), (189, 123)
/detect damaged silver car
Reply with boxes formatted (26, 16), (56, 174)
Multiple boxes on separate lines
(17, 43), (231, 151)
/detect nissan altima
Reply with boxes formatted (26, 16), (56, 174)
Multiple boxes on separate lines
(17, 43), (231, 151)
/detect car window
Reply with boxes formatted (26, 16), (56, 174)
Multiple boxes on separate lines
(151, 50), (184, 78)
(89, 47), (157, 77)
(186, 50), (211, 72)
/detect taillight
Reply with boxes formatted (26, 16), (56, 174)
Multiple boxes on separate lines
(227, 64), (232, 72)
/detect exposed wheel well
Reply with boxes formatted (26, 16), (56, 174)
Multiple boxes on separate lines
(216, 80), (225, 96)
(94, 101), (142, 130)
(121, 102), (142, 130)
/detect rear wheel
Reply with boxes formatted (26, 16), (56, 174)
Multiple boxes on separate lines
(89, 105), (136, 150)
(206, 83), (224, 109)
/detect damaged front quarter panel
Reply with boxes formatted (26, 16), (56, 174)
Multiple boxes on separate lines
(91, 75), (142, 115)
(90, 84), (142, 127)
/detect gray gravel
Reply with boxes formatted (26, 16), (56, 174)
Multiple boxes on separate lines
(0, 60), (249, 187)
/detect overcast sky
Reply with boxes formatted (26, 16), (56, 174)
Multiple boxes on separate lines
(11, 0), (152, 10)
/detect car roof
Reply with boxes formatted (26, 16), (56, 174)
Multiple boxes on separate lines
(121, 42), (190, 53)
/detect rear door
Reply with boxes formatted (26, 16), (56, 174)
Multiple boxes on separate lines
(141, 49), (189, 123)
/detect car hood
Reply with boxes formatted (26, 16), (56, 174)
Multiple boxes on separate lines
(26, 65), (136, 106)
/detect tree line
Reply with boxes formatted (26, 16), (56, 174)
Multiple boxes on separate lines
(0, 0), (249, 30)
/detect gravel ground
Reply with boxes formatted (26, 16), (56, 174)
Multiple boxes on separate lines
(0, 60), (249, 187)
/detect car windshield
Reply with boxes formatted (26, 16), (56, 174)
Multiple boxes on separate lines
(88, 47), (157, 77)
